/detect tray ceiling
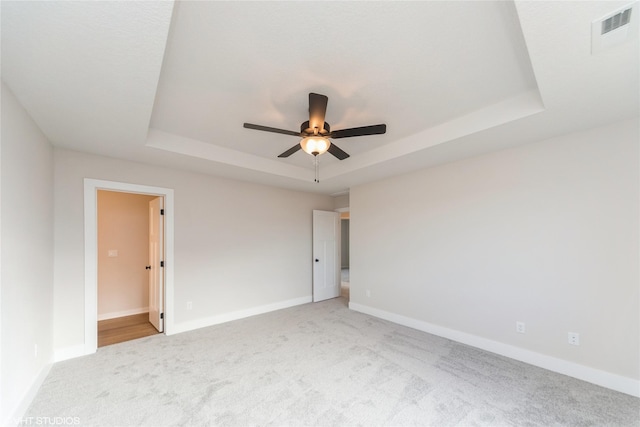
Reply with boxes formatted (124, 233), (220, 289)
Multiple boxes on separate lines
(2, 1), (637, 193)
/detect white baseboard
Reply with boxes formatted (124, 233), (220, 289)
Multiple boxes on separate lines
(97, 307), (149, 321)
(54, 344), (88, 363)
(170, 295), (312, 335)
(349, 302), (640, 398)
(3, 363), (52, 427)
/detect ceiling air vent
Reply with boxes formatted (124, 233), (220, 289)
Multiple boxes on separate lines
(592, 2), (638, 54)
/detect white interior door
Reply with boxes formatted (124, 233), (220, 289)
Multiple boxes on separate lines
(313, 210), (341, 302)
(149, 197), (164, 332)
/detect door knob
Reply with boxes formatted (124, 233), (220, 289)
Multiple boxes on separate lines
(315, 259), (319, 262)
(145, 265), (151, 270)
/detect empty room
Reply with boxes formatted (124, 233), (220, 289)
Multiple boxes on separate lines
(1, 1), (638, 426)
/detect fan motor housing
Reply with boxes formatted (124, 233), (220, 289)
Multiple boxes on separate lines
(300, 120), (330, 135)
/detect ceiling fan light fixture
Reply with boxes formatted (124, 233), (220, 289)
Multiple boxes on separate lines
(300, 136), (330, 156)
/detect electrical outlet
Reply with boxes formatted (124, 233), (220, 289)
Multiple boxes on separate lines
(366, 289), (371, 298)
(186, 301), (193, 310)
(568, 332), (580, 346)
(516, 321), (526, 334)
(107, 249), (118, 257)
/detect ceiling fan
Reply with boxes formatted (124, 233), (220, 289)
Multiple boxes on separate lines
(243, 93), (386, 182)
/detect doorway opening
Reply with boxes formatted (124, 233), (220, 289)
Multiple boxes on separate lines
(84, 179), (174, 355)
(96, 190), (162, 347)
(340, 211), (350, 300)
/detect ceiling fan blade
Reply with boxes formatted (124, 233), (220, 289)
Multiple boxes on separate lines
(278, 144), (302, 158)
(308, 93), (328, 132)
(328, 124), (387, 139)
(244, 123), (301, 137)
(327, 143), (350, 160)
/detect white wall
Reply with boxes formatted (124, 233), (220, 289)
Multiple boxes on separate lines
(1, 83), (54, 423)
(333, 194), (349, 210)
(54, 149), (334, 352)
(98, 191), (155, 319)
(350, 118), (639, 393)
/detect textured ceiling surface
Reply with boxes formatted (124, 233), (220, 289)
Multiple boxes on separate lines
(2, 1), (638, 194)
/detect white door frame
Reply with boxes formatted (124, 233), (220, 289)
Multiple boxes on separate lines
(84, 179), (175, 355)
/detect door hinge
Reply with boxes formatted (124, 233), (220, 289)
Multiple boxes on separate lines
(160, 313), (164, 319)
(160, 261), (164, 267)
(160, 209), (164, 215)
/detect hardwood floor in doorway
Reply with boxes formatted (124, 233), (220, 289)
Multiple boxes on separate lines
(341, 268), (350, 299)
(98, 313), (160, 347)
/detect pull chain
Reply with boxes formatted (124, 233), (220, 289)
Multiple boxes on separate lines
(314, 155), (319, 183)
